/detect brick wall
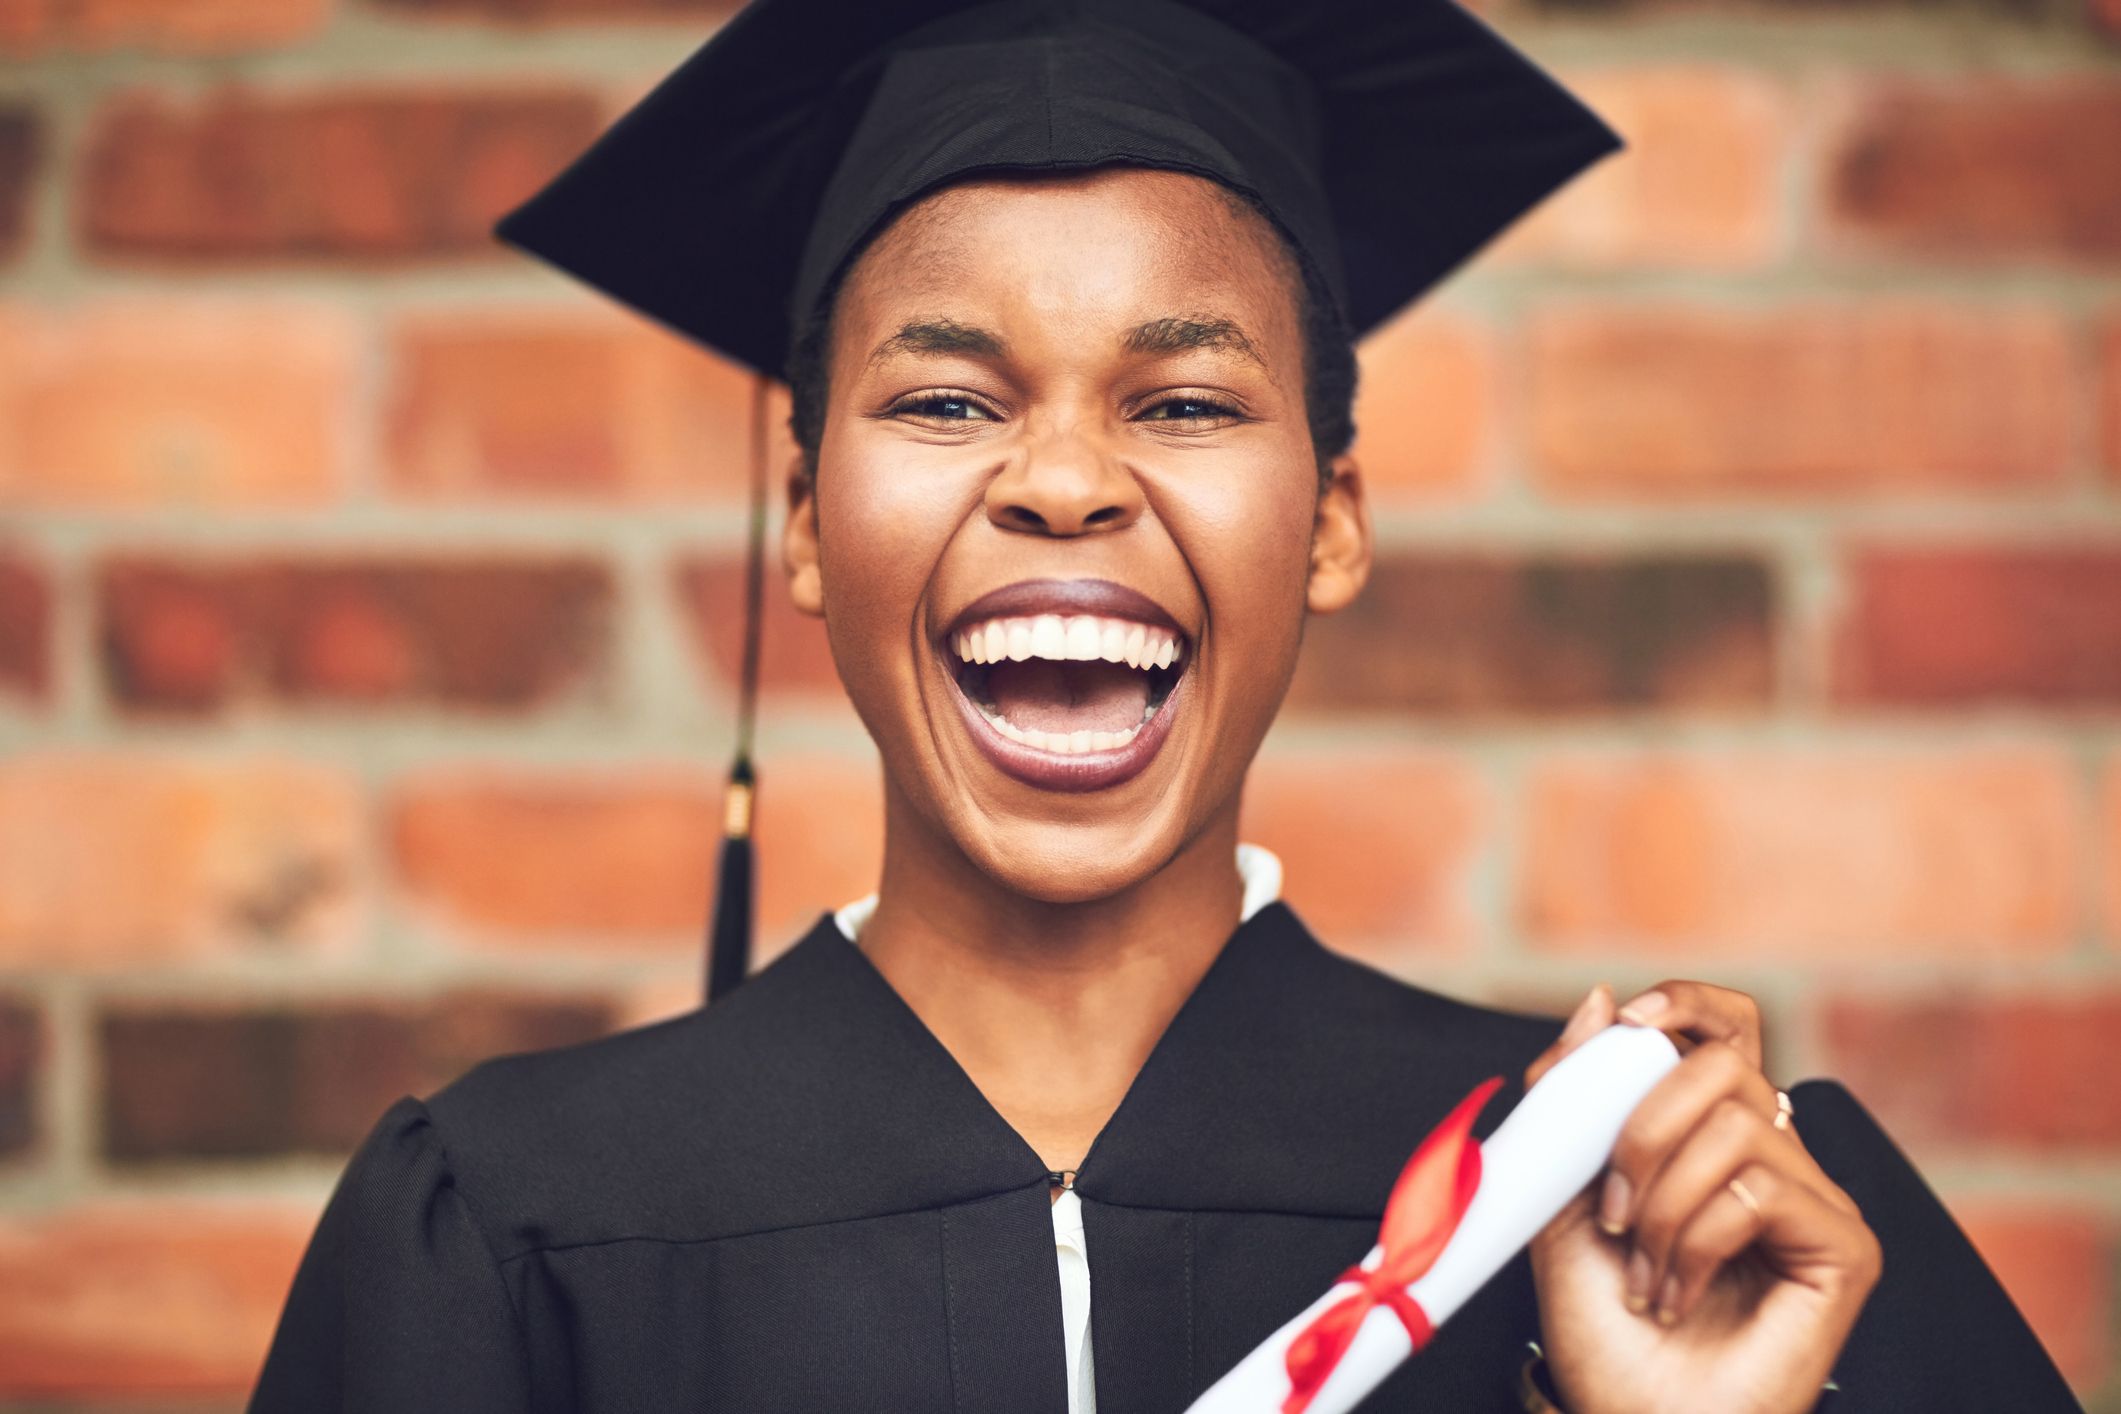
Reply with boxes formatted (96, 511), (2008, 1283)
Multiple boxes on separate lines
(0, 0), (2117, 1405)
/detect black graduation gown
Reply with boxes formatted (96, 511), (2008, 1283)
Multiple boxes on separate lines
(249, 901), (2081, 1413)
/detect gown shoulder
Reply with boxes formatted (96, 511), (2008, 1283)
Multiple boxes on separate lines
(1784, 1078), (2083, 1411)
(247, 1093), (534, 1413)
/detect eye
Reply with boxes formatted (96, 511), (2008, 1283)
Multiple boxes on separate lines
(888, 391), (997, 424)
(1136, 395), (1244, 426)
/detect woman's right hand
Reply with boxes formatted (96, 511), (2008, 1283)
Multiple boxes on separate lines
(1523, 982), (1882, 1414)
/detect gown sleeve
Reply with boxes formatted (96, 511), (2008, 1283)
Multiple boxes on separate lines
(1792, 1079), (2083, 1412)
(248, 1093), (534, 1414)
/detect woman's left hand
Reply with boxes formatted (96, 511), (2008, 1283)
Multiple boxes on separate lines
(1522, 981), (1883, 1414)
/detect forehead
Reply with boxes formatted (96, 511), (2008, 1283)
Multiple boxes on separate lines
(834, 167), (1300, 344)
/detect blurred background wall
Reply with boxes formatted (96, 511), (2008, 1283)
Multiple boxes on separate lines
(0, 0), (2116, 1406)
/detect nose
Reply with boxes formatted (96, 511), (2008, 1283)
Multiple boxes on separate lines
(984, 422), (1144, 537)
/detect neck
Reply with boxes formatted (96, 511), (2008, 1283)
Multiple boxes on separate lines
(856, 793), (1247, 1173)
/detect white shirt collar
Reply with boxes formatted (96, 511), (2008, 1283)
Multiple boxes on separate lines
(832, 841), (1284, 942)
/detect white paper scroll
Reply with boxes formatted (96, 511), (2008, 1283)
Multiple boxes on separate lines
(1185, 1023), (1682, 1414)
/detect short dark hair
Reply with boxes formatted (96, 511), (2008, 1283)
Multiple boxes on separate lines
(784, 181), (1358, 484)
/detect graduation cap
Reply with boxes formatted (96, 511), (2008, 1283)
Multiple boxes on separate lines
(493, 0), (1620, 1002)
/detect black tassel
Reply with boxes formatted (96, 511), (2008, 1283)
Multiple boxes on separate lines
(705, 374), (773, 1002)
(707, 756), (755, 1001)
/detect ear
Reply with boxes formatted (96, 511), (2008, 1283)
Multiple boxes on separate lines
(1306, 453), (1371, 615)
(782, 460), (825, 618)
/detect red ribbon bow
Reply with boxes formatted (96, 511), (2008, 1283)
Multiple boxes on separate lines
(1279, 1075), (1503, 1414)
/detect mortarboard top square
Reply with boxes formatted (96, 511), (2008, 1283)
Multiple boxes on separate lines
(494, 0), (1621, 381)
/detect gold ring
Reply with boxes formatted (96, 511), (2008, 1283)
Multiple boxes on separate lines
(1772, 1090), (1794, 1132)
(1728, 1176), (1762, 1220)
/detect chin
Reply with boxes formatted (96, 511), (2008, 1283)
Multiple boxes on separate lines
(952, 809), (1191, 907)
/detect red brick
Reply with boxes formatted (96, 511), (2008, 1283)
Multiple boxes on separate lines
(0, 553), (49, 701)
(97, 555), (613, 712)
(0, 997), (37, 1160)
(1284, 552), (1774, 715)
(750, 756), (883, 951)
(392, 756), (880, 954)
(618, 973), (700, 1030)
(1497, 66), (1786, 270)
(0, 1202), (313, 1397)
(1953, 1205), (2113, 1389)
(79, 87), (600, 263)
(1522, 751), (2079, 957)
(676, 556), (843, 701)
(0, 105), (37, 262)
(2101, 317), (2120, 483)
(1825, 78), (2121, 263)
(0, 0), (329, 54)
(391, 769), (714, 945)
(1529, 303), (2074, 497)
(2100, 0), (2121, 36)
(1535, 0), (2080, 12)
(0, 302), (353, 508)
(386, 310), (790, 501)
(1241, 751), (1485, 958)
(2104, 762), (2121, 946)
(1835, 544), (2121, 708)
(372, 0), (735, 17)
(100, 992), (613, 1161)
(1824, 994), (2121, 1149)
(1349, 310), (1495, 499)
(0, 754), (363, 967)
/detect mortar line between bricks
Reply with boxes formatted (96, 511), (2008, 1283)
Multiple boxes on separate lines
(2, 7), (2115, 90)
(13, 501), (2121, 551)
(4, 711), (2120, 763)
(1483, 738), (1533, 972)
(2064, 733), (2116, 965)
(41, 975), (95, 1201)
(10, 266), (2121, 314)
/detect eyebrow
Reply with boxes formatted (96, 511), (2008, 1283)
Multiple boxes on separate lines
(867, 319), (1005, 368)
(864, 312), (1272, 377)
(1121, 315), (1268, 374)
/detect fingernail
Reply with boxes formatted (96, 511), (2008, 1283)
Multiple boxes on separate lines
(1617, 990), (1670, 1026)
(1655, 1274), (1682, 1326)
(1624, 1249), (1653, 1315)
(1596, 1170), (1631, 1235)
(1560, 984), (1607, 1047)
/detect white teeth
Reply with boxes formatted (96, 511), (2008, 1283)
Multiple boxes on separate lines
(992, 720), (1139, 754)
(972, 701), (1141, 754)
(950, 612), (1186, 670)
(1064, 617), (1101, 660)
(1100, 620), (1128, 662)
(1030, 614), (1067, 659)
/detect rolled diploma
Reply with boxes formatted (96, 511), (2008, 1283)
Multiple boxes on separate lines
(1185, 1023), (1682, 1414)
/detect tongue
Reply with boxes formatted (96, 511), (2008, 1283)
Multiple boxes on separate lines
(984, 659), (1152, 735)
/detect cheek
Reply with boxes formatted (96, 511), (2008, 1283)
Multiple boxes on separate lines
(1169, 454), (1317, 651)
(813, 439), (969, 680)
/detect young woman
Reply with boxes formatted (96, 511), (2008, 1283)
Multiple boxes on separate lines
(251, 2), (2081, 1411)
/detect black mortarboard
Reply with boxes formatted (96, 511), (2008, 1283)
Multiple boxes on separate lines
(494, 0), (1620, 1000)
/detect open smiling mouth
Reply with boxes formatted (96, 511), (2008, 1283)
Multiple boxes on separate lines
(941, 602), (1190, 791)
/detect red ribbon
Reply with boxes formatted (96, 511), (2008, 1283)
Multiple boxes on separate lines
(1279, 1076), (1503, 1414)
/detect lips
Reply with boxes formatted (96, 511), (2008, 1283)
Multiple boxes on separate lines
(939, 578), (1191, 791)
